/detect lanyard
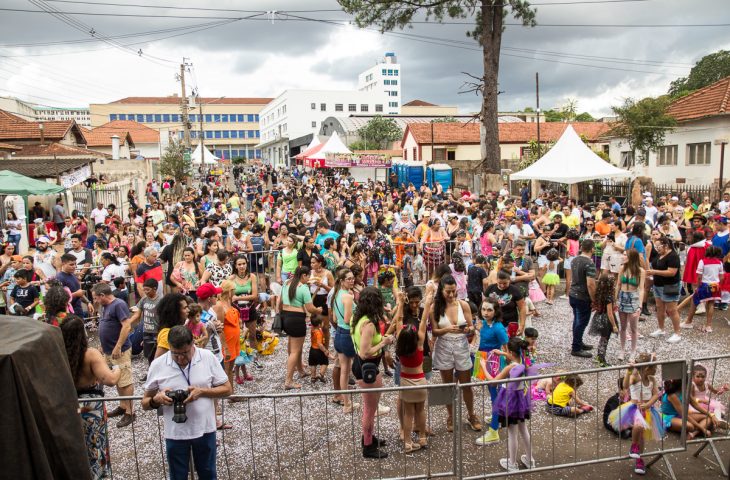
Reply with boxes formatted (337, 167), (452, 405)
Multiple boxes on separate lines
(178, 362), (192, 386)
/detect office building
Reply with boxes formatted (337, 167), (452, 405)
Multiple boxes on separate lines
(357, 52), (402, 115)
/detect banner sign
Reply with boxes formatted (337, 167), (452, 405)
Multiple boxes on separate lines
(60, 165), (91, 188)
(325, 153), (392, 168)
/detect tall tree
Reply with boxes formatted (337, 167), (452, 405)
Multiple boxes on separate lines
(610, 96), (676, 165)
(351, 115), (403, 150)
(159, 138), (192, 181)
(338, 0), (536, 177)
(668, 50), (730, 98)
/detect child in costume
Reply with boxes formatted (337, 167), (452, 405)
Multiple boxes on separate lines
(588, 275), (618, 367)
(661, 378), (722, 440)
(690, 364), (728, 419)
(682, 245), (723, 333)
(608, 353), (663, 475)
(541, 248), (561, 305)
(546, 374), (594, 417)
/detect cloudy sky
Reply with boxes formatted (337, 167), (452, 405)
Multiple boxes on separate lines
(0, 0), (728, 117)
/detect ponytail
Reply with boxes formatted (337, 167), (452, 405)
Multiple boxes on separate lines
(288, 266), (310, 303)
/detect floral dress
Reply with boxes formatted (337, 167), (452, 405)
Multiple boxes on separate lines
(206, 262), (232, 287)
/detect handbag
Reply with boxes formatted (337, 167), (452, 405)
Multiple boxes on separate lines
(235, 301), (251, 323)
(272, 312), (283, 333)
(361, 360), (379, 384)
(662, 283), (680, 296)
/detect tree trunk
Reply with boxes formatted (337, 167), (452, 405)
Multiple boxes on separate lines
(480, 0), (503, 176)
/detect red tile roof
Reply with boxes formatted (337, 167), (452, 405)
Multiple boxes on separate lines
(0, 109), (85, 143)
(403, 100), (437, 107)
(0, 110), (26, 122)
(403, 121), (610, 146)
(12, 142), (109, 159)
(97, 120), (160, 144)
(109, 96), (273, 105)
(0, 142), (21, 150)
(80, 127), (133, 147)
(667, 76), (730, 122)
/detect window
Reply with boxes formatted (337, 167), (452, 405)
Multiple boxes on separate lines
(375, 104), (383, 113)
(394, 69), (399, 76)
(387, 69), (393, 75)
(361, 104), (369, 112)
(190, 131), (197, 138)
(250, 130), (257, 138)
(221, 114), (229, 122)
(348, 104), (356, 112)
(657, 145), (678, 166)
(312, 121), (317, 128)
(230, 130), (238, 138)
(391, 80), (398, 86)
(235, 114), (243, 122)
(620, 151), (635, 168)
(282, 105), (287, 114)
(110, 114), (118, 121)
(320, 103), (326, 112)
(433, 148), (446, 161)
(222, 130), (230, 138)
(389, 102), (399, 108)
(382, 68), (386, 75)
(388, 91), (398, 97)
(162, 114), (170, 122)
(283, 124), (287, 133)
(384, 79), (390, 86)
(687, 142), (711, 165)
(256, 131), (260, 138)
(404, 149), (407, 160)
(205, 114), (212, 122)
(145, 114), (154, 122)
(412, 147), (417, 161)
(335, 104), (343, 112)
(136, 114), (144, 122)
(447, 150), (456, 161)
(154, 114), (162, 122)
(214, 131), (222, 139)
(311, 103), (316, 110)
(205, 131), (213, 139)
(520, 146), (533, 159)
(213, 114), (220, 123)
(172, 114), (180, 122)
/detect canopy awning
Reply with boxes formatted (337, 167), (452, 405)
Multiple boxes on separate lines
(191, 143), (219, 164)
(309, 132), (352, 161)
(295, 141), (324, 160)
(0, 170), (65, 196)
(510, 124), (632, 184)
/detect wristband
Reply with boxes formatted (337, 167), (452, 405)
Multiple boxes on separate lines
(149, 397), (161, 409)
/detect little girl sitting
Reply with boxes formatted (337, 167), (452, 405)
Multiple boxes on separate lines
(541, 248), (561, 305)
(690, 364), (729, 420)
(546, 374), (593, 417)
(608, 353), (664, 476)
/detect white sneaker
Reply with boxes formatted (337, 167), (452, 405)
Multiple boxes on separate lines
(520, 454), (536, 469)
(617, 351), (625, 362)
(559, 294), (568, 300)
(499, 458), (520, 472)
(680, 322), (694, 329)
(696, 303), (706, 315)
(375, 405), (391, 417)
(649, 329), (665, 338)
(666, 333), (682, 344)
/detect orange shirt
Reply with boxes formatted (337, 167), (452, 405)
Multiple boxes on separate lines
(311, 327), (324, 350)
(595, 222), (611, 236)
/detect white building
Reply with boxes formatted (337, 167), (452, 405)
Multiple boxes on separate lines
(33, 106), (91, 127)
(606, 75), (730, 186)
(257, 89), (389, 166)
(357, 52), (401, 115)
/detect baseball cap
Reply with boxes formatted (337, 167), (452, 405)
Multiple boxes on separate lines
(196, 283), (222, 300)
(714, 216), (728, 225)
(642, 191), (652, 197)
(11, 255), (22, 262)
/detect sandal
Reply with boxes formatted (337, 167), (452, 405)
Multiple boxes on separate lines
(404, 442), (421, 454)
(235, 374), (244, 385)
(216, 422), (233, 430)
(467, 415), (483, 432)
(702, 326), (713, 333)
(284, 383), (302, 390)
(343, 403), (360, 414)
(418, 435), (428, 448)
(446, 417), (453, 433)
(297, 371), (310, 379)
(331, 398), (345, 406)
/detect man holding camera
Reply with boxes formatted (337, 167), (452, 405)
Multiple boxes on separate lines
(143, 325), (231, 480)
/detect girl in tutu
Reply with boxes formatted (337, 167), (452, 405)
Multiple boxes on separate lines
(690, 364), (729, 420)
(608, 353), (663, 475)
(541, 248), (561, 305)
(485, 337), (538, 472)
(588, 276), (618, 367)
(682, 246), (723, 333)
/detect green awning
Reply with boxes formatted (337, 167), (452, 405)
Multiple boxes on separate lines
(0, 170), (65, 196)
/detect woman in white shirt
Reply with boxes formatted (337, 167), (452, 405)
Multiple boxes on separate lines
(5, 211), (23, 252)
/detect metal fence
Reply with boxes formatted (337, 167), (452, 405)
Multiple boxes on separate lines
(78, 358), (706, 480)
(71, 181), (132, 217)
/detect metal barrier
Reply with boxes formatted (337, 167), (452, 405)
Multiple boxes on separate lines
(77, 358), (706, 480)
(687, 354), (730, 477)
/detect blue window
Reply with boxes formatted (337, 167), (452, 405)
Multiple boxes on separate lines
(255, 149), (262, 158)
(117, 114), (126, 120)
(136, 114), (144, 122)
(212, 114), (219, 122)
(230, 130), (237, 139)
(152, 114), (160, 122)
(178, 131), (183, 139)
(172, 114), (180, 122)
(214, 131), (221, 138)
(205, 114), (212, 122)
(145, 114), (153, 122)
(222, 130), (230, 138)
(382, 68), (386, 75)
(256, 130), (260, 138)
(205, 131), (213, 139)
(394, 69), (399, 75)
(244, 114), (252, 122)
(233, 114), (240, 122)
(110, 114), (118, 121)
(162, 114), (170, 122)
(188, 114), (195, 122)
(221, 114), (228, 122)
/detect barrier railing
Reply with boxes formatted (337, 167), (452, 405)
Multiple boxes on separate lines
(76, 358), (709, 480)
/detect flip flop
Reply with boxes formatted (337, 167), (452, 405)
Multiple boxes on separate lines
(331, 399), (345, 406)
(216, 423), (233, 430)
(284, 383), (302, 390)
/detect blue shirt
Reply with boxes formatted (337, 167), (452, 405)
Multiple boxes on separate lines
(315, 230), (340, 250)
(712, 231), (730, 257)
(478, 319), (509, 352)
(625, 235), (646, 259)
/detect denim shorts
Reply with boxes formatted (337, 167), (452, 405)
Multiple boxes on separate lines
(334, 327), (356, 358)
(618, 290), (641, 313)
(653, 284), (681, 303)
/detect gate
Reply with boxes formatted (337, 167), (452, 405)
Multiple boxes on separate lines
(71, 181), (131, 217)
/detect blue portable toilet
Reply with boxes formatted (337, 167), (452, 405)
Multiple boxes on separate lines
(405, 161), (425, 189)
(426, 163), (453, 189)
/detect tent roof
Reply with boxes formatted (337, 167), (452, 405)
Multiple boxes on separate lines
(295, 137), (322, 159)
(191, 143), (219, 164)
(309, 132), (351, 160)
(510, 124), (631, 184)
(0, 170), (65, 196)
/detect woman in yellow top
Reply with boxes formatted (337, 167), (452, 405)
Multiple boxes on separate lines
(153, 293), (190, 358)
(546, 374), (592, 416)
(351, 287), (395, 459)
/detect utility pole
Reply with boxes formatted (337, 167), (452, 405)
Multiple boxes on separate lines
(535, 72), (541, 159)
(179, 60), (191, 150)
(199, 97), (205, 172)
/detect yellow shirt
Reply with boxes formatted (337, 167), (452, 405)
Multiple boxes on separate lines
(548, 382), (574, 407)
(229, 195), (240, 210)
(563, 215), (580, 229)
(157, 328), (170, 350)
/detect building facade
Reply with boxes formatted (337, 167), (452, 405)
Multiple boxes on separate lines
(257, 89), (389, 166)
(90, 96), (271, 161)
(357, 52), (402, 115)
(0, 96), (91, 126)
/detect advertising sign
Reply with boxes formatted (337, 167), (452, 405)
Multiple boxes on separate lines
(324, 153), (392, 168)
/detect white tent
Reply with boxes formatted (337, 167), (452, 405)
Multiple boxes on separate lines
(510, 124), (632, 184)
(191, 143), (219, 165)
(308, 131), (352, 160)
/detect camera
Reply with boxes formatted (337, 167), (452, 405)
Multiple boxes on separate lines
(81, 273), (103, 289)
(166, 389), (189, 423)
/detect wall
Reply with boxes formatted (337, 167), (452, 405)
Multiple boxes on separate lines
(608, 116), (730, 185)
(93, 158), (154, 184)
(400, 105), (458, 116)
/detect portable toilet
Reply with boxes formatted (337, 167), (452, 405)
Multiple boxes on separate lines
(426, 163), (453, 190)
(405, 161), (425, 189)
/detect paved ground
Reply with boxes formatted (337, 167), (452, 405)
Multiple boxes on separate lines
(97, 285), (730, 480)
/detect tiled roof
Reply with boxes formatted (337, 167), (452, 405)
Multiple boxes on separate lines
(97, 120), (160, 144)
(0, 110), (84, 142)
(109, 96), (273, 105)
(403, 100), (437, 107)
(0, 110), (26, 122)
(667, 76), (730, 122)
(11, 142), (109, 159)
(0, 157), (95, 178)
(403, 121), (611, 146)
(80, 127), (133, 147)
(0, 142), (21, 150)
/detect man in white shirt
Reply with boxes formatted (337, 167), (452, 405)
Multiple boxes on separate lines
(143, 326), (231, 480)
(643, 196), (658, 226)
(90, 202), (108, 226)
(719, 192), (730, 214)
(508, 214), (535, 243)
(33, 236), (59, 278)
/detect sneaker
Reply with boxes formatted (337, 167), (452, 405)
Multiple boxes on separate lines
(467, 415), (483, 432)
(641, 306), (651, 316)
(634, 458), (646, 475)
(594, 356), (610, 367)
(580, 344), (594, 351)
(680, 322), (694, 329)
(139, 374), (147, 383)
(629, 443), (640, 459)
(559, 294), (568, 300)
(362, 444), (388, 459)
(520, 454), (536, 469)
(116, 413), (135, 428)
(499, 458), (520, 472)
(571, 350), (592, 358)
(475, 428), (500, 445)
(696, 303), (706, 315)
(375, 405), (391, 417)
(649, 329), (665, 338)
(617, 351), (625, 362)
(107, 406), (126, 418)
(666, 333), (682, 344)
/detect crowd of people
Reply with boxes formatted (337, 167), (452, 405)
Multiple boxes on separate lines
(10, 164), (730, 479)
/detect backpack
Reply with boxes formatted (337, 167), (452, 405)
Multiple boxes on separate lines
(249, 235), (266, 270)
